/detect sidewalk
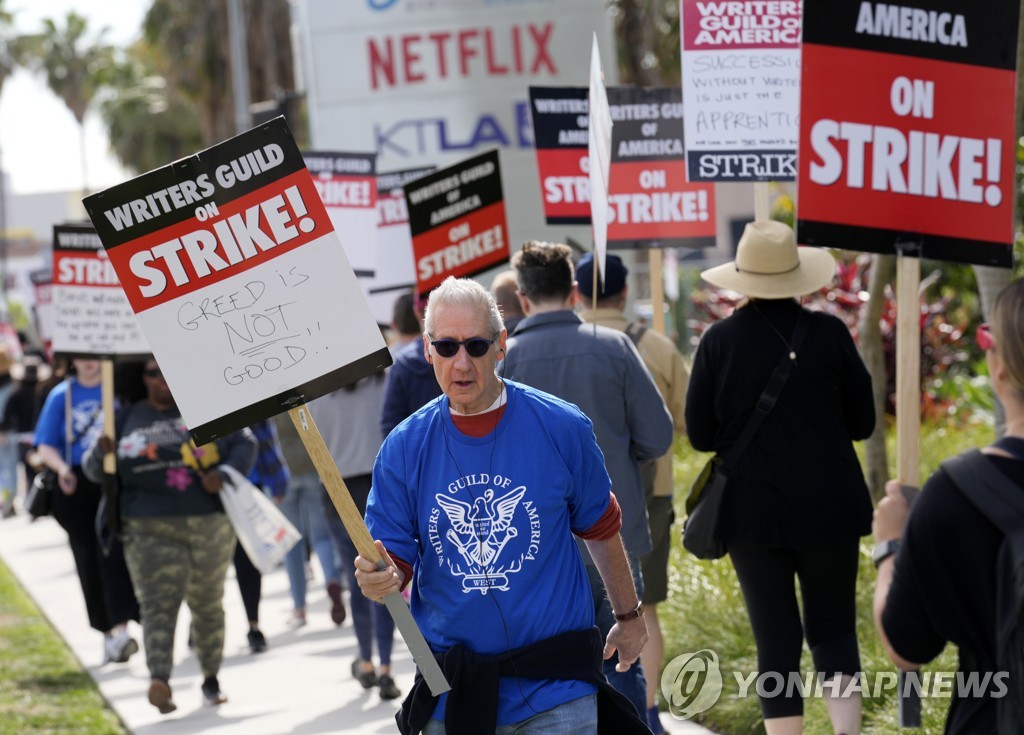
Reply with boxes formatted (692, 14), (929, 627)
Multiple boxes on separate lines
(0, 510), (713, 734)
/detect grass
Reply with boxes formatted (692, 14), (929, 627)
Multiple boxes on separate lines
(0, 560), (127, 735)
(660, 418), (995, 735)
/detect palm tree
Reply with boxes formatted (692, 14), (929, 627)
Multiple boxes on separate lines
(19, 11), (113, 196)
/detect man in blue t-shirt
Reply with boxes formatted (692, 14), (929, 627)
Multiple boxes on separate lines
(355, 277), (649, 735)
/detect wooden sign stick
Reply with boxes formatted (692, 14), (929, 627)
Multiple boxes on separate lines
(101, 360), (116, 475)
(287, 403), (450, 696)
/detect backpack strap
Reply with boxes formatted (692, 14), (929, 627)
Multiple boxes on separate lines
(942, 449), (1024, 535)
(624, 320), (648, 349)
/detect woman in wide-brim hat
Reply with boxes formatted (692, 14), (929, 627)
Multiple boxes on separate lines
(685, 220), (875, 735)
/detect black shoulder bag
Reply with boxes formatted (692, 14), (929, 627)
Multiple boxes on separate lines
(683, 314), (808, 560)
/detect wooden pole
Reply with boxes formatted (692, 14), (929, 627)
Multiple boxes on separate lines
(101, 360), (115, 475)
(286, 403), (450, 695)
(753, 182), (771, 221)
(649, 248), (666, 335)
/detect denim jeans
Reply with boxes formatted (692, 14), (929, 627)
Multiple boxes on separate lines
(280, 474), (341, 610)
(423, 693), (597, 735)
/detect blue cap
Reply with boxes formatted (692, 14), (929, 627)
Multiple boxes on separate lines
(576, 253), (628, 298)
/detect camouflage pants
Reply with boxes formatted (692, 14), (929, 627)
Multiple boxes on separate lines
(122, 514), (236, 680)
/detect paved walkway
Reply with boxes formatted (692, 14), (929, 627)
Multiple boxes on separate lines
(0, 509), (712, 734)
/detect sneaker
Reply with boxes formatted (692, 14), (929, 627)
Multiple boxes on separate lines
(378, 673), (402, 701)
(148, 678), (177, 714)
(247, 629), (268, 654)
(286, 610), (307, 629)
(351, 659), (377, 689)
(201, 676), (227, 706)
(327, 580), (346, 626)
(104, 629), (139, 664)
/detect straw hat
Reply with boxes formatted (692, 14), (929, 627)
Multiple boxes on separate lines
(701, 220), (836, 299)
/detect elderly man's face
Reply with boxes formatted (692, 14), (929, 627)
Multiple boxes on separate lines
(423, 302), (505, 415)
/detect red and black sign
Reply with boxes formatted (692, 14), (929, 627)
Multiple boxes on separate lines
(797, 0), (1019, 267)
(528, 86), (591, 225)
(404, 150), (509, 296)
(606, 87), (716, 249)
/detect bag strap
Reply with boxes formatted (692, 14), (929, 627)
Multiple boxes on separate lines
(942, 448), (1024, 535)
(625, 320), (648, 349)
(719, 312), (809, 470)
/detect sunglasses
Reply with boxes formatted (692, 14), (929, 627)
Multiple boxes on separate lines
(430, 336), (497, 359)
(144, 367), (164, 379)
(976, 323), (995, 352)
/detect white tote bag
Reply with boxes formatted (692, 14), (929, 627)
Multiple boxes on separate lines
(218, 464), (302, 574)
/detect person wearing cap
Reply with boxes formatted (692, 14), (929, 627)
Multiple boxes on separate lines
(686, 220), (874, 735)
(576, 252), (689, 735)
(504, 241), (674, 718)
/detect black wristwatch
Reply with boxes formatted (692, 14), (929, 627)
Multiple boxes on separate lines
(614, 602), (645, 621)
(873, 538), (901, 569)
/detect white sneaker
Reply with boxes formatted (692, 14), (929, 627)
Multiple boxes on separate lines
(286, 610), (307, 629)
(104, 629), (139, 664)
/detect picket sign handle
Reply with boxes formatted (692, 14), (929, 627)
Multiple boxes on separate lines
(286, 405), (380, 564)
(753, 181), (771, 221)
(101, 360), (116, 475)
(649, 248), (666, 336)
(286, 402), (451, 695)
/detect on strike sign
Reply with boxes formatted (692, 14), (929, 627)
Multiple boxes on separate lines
(303, 151), (377, 277)
(797, 0), (1019, 266)
(404, 150), (509, 296)
(82, 117), (391, 444)
(51, 223), (150, 359)
(528, 86), (590, 225)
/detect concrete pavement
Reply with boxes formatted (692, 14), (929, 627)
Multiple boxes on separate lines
(0, 509), (713, 734)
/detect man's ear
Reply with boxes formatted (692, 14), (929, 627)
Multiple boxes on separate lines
(422, 334), (432, 363)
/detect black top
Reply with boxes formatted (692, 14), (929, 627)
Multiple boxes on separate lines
(685, 299), (875, 546)
(882, 452), (1024, 734)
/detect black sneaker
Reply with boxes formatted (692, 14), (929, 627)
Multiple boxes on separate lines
(351, 659), (377, 689)
(201, 676), (227, 706)
(247, 629), (267, 654)
(378, 673), (402, 700)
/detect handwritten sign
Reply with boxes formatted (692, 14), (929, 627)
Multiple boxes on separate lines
(797, 0), (1018, 266)
(82, 117), (391, 444)
(606, 86), (716, 249)
(404, 150), (509, 296)
(303, 150), (377, 277)
(528, 86), (591, 225)
(680, 0), (801, 181)
(51, 224), (151, 359)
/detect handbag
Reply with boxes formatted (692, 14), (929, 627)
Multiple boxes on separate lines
(683, 314), (808, 560)
(25, 469), (56, 518)
(218, 464), (302, 575)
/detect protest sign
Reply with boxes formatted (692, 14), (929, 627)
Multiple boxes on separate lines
(680, 0), (801, 182)
(528, 86), (591, 225)
(82, 117), (391, 444)
(797, 0), (1019, 266)
(29, 268), (53, 348)
(303, 151), (377, 277)
(607, 86), (716, 249)
(362, 166), (435, 324)
(51, 224), (151, 359)
(588, 34), (613, 282)
(404, 150), (509, 296)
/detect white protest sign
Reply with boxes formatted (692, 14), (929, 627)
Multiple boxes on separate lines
(588, 33), (613, 285)
(303, 150), (377, 277)
(680, 0), (801, 181)
(51, 224), (151, 358)
(82, 118), (391, 444)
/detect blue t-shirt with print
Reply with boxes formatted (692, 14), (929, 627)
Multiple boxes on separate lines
(366, 380), (612, 726)
(34, 379), (103, 467)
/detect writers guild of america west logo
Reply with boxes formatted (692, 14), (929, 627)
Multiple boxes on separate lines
(432, 484), (537, 593)
(661, 650), (724, 720)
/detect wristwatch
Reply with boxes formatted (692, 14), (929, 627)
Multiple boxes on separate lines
(873, 538), (901, 569)
(614, 602), (645, 621)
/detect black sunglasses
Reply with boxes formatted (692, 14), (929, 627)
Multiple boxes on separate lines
(144, 367), (163, 379)
(430, 336), (497, 359)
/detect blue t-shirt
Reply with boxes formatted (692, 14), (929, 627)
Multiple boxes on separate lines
(366, 380), (612, 725)
(34, 379), (103, 467)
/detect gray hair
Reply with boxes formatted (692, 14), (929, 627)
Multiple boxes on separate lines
(424, 277), (505, 337)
